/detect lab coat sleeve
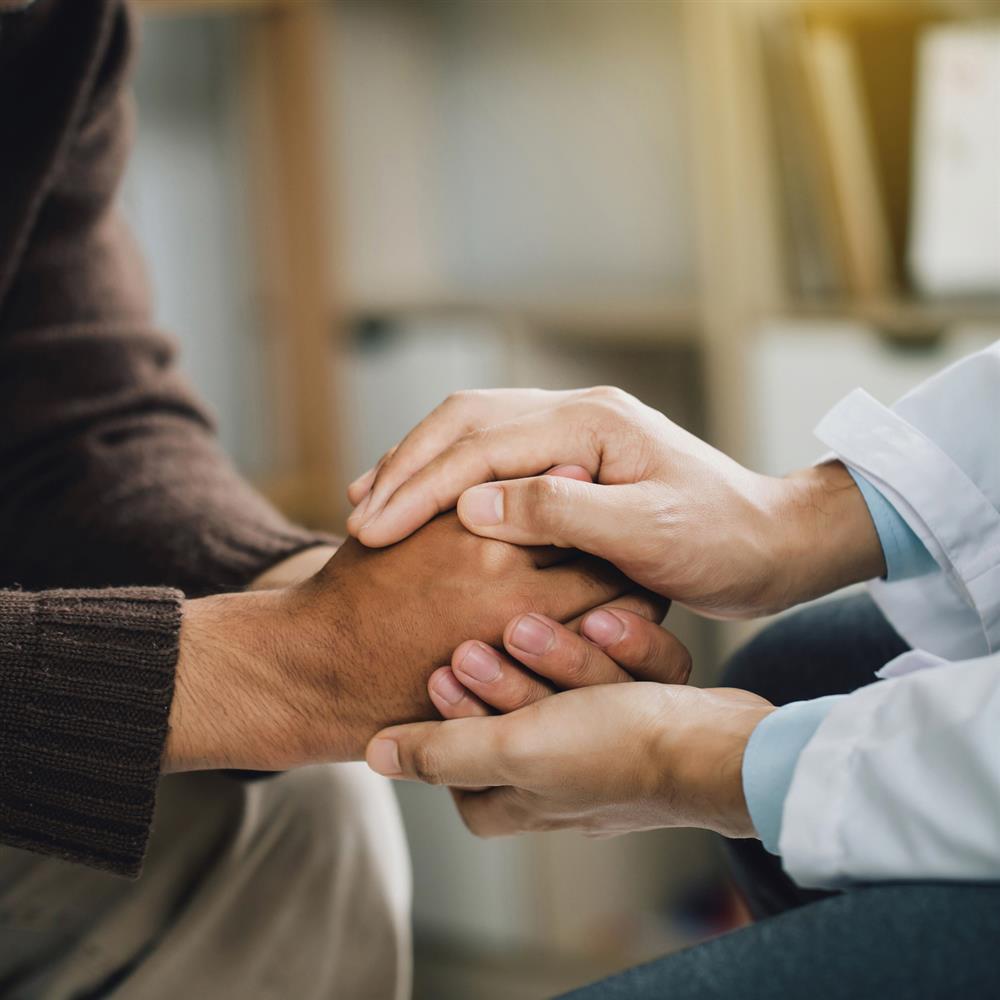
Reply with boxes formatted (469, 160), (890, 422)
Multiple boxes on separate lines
(779, 649), (1000, 888)
(815, 340), (1000, 659)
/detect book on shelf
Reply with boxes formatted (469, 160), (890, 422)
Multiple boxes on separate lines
(760, 12), (847, 299)
(909, 23), (1000, 296)
(761, 5), (967, 309)
(800, 22), (896, 302)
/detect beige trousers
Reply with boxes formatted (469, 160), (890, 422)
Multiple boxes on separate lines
(0, 765), (412, 999)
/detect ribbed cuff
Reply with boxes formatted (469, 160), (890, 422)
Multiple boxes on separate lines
(0, 587), (182, 877)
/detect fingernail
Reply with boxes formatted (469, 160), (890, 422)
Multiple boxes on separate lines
(582, 609), (624, 647)
(509, 614), (555, 655)
(462, 486), (503, 526)
(368, 738), (401, 776)
(432, 670), (467, 705)
(458, 643), (502, 683)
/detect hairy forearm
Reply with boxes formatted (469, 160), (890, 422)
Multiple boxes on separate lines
(164, 588), (330, 773)
(164, 592), (279, 773)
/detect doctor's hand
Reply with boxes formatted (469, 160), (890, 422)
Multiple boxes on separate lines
(347, 387), (885, 619)
(366, 683), (774, 839)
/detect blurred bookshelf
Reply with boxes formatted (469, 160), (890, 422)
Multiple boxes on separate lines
(345, 294), (700, 347)
(784, 294), (1000, 340)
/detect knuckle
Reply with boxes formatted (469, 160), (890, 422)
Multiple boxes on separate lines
(461, 424), (491, 447)
(583, 385), (635, 411)
(459, 805), (490, 839)
(505, 797), (535, 832)
(585, 384), (627, 401)
(477, 537), (523, 574)
(523, 476), (571, 530)
(504, 678), (540, 713)
(576, 386), (640, 426)
(377, 445), (398, 471)
(443, 390), (471, 408)
(410, 743), (444, 785)
(674, 643), (694, 683)
(633, 629), (663, 670)
(492, 725), (522, 779)
(641, 631), (693, 683)
(561, 640), (596, 685)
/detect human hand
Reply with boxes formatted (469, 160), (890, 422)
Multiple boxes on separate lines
(366, 683), (774, 839)
(346, 387), (885, 619)
(164, 513), (632, 772)
(426, 598), (691, 719)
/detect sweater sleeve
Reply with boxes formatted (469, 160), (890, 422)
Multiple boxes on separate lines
(0, 0), (330, 598)
(0, 0), (330, 876)
(0, 587), (181, 877)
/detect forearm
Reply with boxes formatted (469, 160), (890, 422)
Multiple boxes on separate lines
(165, 577), (368, 774)
(165, 591), (286, 774)
(757, 461), (887, 615)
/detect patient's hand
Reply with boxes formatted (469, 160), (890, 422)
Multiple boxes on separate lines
(425, 600), (691, 720)
(167, 513), (632, 771)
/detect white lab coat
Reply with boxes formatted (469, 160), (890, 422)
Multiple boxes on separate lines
(778, 340), (1000, 888)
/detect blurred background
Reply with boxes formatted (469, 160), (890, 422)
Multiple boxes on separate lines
(127, 0), (1000, 995)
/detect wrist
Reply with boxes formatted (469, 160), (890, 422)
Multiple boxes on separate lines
(164, 589), (298, 772)
(766, 461), (885, 612)
(650, 688), (773, 838)
(706, 701), (775, 839)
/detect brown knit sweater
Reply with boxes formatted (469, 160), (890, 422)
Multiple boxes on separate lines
(0, 0), (327, 876)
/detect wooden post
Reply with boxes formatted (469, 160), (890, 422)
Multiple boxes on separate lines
(242, 0), (343, 528)
(681, 0), (785, 464)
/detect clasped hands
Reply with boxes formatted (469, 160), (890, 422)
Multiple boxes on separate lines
(168, 385), (883, 843)
(347, 387), (885, 841)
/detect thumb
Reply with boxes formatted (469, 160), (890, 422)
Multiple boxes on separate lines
(457, 476), (640, 557)
(365, 716), (510, 787)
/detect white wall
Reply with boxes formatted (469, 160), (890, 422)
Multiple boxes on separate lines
(329, 0), (695, 305)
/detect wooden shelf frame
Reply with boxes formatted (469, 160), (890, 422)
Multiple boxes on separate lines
(137, 0), (344, 528)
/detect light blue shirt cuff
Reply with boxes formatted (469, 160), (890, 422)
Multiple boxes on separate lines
(742, 695), (846, 855)
(847, 467), (938, 582)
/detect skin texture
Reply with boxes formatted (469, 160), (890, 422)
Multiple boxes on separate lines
(164, 513), (635, 772)
(346, 387), (886, 619)
(367, 683), (774, 840)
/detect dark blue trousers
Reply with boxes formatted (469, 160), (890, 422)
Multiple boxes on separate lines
(561, 596), (1000, 1000)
